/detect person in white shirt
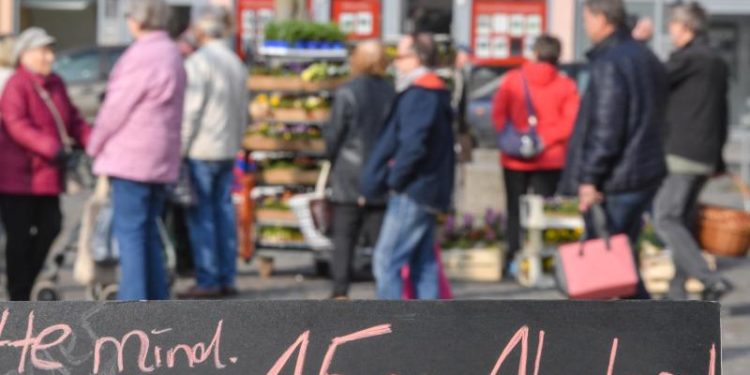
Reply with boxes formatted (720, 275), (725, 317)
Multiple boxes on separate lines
(177, 6), (249, 299)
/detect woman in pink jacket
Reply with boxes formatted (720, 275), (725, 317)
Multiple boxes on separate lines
(0, 28), (91, 301)
(87, 0), (187, 300)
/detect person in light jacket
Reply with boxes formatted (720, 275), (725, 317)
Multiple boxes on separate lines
(325, 41), (395, 299)
(176, 6), (249, 299)
(87, 0), (187, 301)
(0, 28), (91, 300)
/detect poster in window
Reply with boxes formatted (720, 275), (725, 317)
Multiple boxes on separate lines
(524, 36), (537, 59)
(476, 15), (492, 35)
(510, 14), (525, 37)
(258, 9), (274, 26)
(332, 0), (381, 40)
(471, 0), (546, 65)
(491, 36), (510, 59)
(526, 15), (542, 36)
(357, 12), (374, 35)
(243, 10), (255, 30)
(476, 36), (491, 59)
(492, 13), (509, 33)
(340, 13), (356, 34)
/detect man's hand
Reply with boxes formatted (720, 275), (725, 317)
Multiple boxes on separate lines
(578, 184), (603, 212)
(357, 196), (367, 208)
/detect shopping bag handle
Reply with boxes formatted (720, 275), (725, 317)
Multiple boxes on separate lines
(578, 204), (611, 256)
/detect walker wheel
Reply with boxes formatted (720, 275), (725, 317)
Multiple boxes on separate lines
(31, 281), (60, 301)
(100, 284), (119, 301)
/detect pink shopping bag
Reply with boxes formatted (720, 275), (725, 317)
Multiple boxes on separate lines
(556, 233), (639, 300)
(402, 246), (453, 300)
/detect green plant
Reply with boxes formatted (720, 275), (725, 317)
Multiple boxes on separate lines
(265, 22), (280, 40)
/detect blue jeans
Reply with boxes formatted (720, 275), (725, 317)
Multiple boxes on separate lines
(111, 178), (169, 300)
(586, 187), (659, 300)
(373, 194), (438, 300)
(186, 159), (237, 289)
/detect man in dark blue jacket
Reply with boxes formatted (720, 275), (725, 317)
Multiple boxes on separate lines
(559, 0), (668, 299)
(361, 33), (455, 300)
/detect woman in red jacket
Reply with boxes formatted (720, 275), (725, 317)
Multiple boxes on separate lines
(492, 35), (580, 273)
(0, 28), (90, 300)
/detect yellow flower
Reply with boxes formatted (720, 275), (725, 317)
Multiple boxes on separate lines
(270, 95), (281, 108)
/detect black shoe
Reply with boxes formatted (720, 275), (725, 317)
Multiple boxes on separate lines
(702, 279), (734, 302)
(221, 286), (239, 297)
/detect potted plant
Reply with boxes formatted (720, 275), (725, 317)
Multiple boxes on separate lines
(440, 209), (506, 282)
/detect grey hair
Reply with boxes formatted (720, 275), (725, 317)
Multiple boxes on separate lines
(671, 2), (709, 34)
(584, 0), (627, 28)
(127, 0), (171, 31)
(194, 6), (231, 39)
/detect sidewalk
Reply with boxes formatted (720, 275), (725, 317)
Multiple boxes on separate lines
(0, 194), (748, 374)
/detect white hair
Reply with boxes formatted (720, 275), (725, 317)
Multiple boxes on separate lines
(194, 6), (231, 39)
(127, 0), (171, 31)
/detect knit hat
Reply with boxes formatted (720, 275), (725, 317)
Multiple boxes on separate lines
(12, 27), (56, 66)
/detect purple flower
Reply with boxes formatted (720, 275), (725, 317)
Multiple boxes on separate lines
(444, 215), (456, 234)
(463, 214), (474, 230)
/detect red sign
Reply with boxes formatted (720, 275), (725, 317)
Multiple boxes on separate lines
(332, 0), (381, 40)
(471, 0), (547, 66)
(236, 0), (275, 58)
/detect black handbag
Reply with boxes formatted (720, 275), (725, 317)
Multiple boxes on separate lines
(34, 82), (95, 193)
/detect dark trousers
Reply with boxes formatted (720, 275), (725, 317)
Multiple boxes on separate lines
(504, 169), (561, 261)
(0, 195), (61, 301)
(588, 187), (659, 300)
(331, 203), (385, 297)
(653, 174), (718, 299)
(165, 203), (194, 277)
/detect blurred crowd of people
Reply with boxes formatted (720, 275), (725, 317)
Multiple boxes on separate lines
(0, 0), (734, 302)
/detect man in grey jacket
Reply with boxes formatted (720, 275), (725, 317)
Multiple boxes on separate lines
(178, 6), (248, 299)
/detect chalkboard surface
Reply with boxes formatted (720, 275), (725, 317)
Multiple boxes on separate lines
(0, 301), (720, 375)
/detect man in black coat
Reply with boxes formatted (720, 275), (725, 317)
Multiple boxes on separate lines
(560, 0), (668, 299)
(653, 2), (732, 301)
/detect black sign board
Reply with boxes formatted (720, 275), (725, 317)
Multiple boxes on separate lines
(0, 301), (720, 374)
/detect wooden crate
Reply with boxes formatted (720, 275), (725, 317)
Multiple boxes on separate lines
(248, 76), (305, 92)
(442, 247), (504, 282)
(302, 78), (347, 92)
(256, 209), (297, 223)
(271, 108), (331, 123)
(260, 168), (320, 185)
(243, 134), (326, 153)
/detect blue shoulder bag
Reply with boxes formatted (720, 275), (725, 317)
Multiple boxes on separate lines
(496, 74), (544, 159)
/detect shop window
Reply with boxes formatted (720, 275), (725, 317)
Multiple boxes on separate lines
(54, 50), (101, 83)
(404, 0), (452, 34)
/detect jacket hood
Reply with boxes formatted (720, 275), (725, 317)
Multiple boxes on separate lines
(412, 72), (447, 91)
(521, 62), (559, 85)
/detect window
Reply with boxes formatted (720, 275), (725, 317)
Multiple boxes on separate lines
(404, 0), (452, 34)
(104, 48), (126, 77)
(53, 50), (100, 83)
